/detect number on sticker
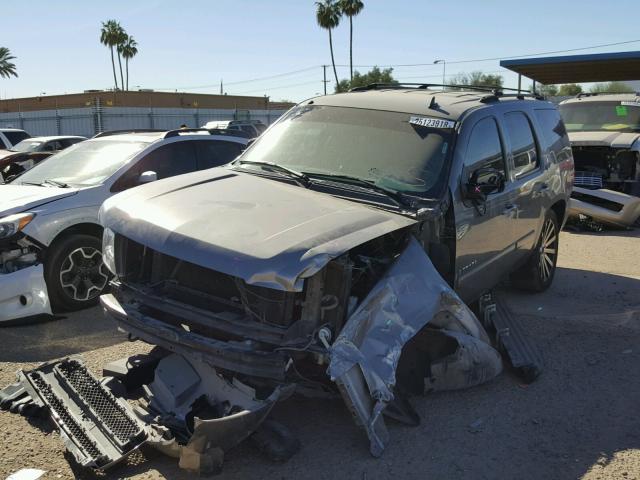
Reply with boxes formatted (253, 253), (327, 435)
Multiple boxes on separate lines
(409, 116), (455, 129)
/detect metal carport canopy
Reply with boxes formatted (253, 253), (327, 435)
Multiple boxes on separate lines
(499, 51), (640, 85)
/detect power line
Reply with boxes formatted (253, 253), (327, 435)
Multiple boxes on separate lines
(236, 80), (321, 95)
(336, 39), (640, 68)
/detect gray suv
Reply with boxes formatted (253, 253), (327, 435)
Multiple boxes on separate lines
(99, 85), (573, 458)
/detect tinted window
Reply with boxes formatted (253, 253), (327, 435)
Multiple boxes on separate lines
(504, 112), (539, 178)
(534, 109), (572, 163)
(196, 140), (243, 169)
(240, 125), (256, 136)
(114, 141), (197, 191)
(3, 131), (30, 146)
(465, 117), (506, 186)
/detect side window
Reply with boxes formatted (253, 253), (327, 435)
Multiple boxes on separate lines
(240, 125), (256, 136)
(113, 141), (197, 191)
(504, 112), (539, 178)
(3, 131), (30, 146)
(195, 140), (244, 169)
(534, 109), (571, 163)
(465, 117), (507, 186)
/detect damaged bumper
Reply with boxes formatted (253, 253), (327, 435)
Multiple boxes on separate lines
(569, 186), (640, 228)
(0, 264), (52, 322)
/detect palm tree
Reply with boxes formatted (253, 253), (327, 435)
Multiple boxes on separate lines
(339, 0), (364, 82)
(120, 36), (138, 91)
(0, 47), (18, 79)
(100, 20), (121, 90)
(315, 0), (341, 90)
(115, 25), (128, 92)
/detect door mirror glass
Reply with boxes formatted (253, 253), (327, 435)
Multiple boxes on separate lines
(138, 170), (158, 184)
(465, 167), (505, 200)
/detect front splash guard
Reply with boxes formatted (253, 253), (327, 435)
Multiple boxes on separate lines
(328, 237), (502, 456)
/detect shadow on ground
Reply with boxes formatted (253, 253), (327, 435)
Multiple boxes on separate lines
(0, 306), (126, 363)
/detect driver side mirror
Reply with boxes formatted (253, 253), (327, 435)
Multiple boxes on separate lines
(464, 167), (505, 201)
(138, 171), (158, 184)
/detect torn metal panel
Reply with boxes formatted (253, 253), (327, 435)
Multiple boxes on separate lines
(328, 237), (501, 456)
(569, 187), (640, 228)
(99, 168), (416, 291)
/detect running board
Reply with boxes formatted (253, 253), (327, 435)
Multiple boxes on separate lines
(18, 357), (150, 469)
(479, 293), (543, 383)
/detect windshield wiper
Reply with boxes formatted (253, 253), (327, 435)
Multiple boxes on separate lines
(234, 160), (310, 187)
(22, 179), (70, 188)
(303, 172), (410, 207)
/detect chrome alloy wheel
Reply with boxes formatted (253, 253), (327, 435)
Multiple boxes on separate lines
(538, 218), (558, 282)
(59, 247), (109, 301)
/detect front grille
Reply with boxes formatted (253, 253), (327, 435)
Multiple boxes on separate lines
(57, 360), (142, 445)
(29, 372), (103, 461)
(574, 171), (603, 188)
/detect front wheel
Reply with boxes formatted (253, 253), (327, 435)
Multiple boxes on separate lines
(510, 210), (559, 292)
(44, 234), (110, 312)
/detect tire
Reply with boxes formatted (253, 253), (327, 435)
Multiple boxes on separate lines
(44, 234), (110, 312)
(510, 210), (559, 293)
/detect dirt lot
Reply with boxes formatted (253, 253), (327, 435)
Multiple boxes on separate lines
(1, 228), (639, 480)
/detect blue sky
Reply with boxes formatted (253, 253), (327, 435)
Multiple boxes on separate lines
(2, 0), (639, 101)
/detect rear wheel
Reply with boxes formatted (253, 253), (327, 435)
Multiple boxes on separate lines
(511, 210), (559, 292)
(44, 234), (110, 312)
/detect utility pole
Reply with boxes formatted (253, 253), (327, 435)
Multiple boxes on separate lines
(322, 65), (329, 95)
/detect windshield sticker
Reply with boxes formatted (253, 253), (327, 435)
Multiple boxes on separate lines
(409, 116), (456, 129)
(616, 105), (628, 117)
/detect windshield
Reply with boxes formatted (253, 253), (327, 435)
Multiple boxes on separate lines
(559, 101), (640, 133)
(237, 105), (453, 197)
(10, 140), (43, 153)
(14, 139), (150, 187)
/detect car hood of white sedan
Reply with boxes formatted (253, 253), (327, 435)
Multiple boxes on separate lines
(0, 184), (79, 217)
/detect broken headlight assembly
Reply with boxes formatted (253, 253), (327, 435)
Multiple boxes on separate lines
(0, 212), (35, 239)
(102, 227), (116, 276)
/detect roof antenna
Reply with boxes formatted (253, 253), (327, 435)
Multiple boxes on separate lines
(429, 96), (439, 110)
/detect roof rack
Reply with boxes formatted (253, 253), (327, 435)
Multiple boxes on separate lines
(350, 82), (543, 101)
(206, 128), (254, 139)
(93, 129), (165, 138)
(576, 92), (640, 99)
(163, 128), (212, 138)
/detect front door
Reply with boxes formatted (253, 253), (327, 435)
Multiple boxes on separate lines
(454, 115), (520, 302)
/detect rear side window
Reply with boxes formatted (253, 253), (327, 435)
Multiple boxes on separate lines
(465, 117), (507, 184)
(504, 112), (539, 178)
(195, 140), (244, 169)
(534, 109), (572, 163)
(3, 131), (30, 146)
(114, 141), (197, 191)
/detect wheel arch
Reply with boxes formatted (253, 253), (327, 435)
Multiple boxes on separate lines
(47, 223), (103, 255)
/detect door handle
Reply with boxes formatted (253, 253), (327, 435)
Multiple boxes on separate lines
(534, 183), (549, 192)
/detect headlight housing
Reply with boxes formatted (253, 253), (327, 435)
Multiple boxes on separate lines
(102, 227), (117, 275)
(0, 213), (35, 239)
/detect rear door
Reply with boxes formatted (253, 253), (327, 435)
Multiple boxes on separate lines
(454, 115), (520, 301)
(500, 110), (546, 259)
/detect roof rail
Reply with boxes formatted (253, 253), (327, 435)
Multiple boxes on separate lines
(206, 128), (254, 139)
(350, 82), (544, 101)
(576, 91), (640, 99)
(93, 129), (165, 138)
(163, 128), (212, 138)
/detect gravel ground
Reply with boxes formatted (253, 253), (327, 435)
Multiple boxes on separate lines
(1, 229), (638, 480)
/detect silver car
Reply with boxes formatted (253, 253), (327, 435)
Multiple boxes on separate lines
(0, 129), (247, 322)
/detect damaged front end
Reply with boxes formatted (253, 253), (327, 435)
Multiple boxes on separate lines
(0, 232), (52, 322)
(95, 226), (503, 463)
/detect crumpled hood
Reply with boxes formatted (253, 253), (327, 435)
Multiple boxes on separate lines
(568, 131), (640, 148)
(0, 184), (79, 217)
(100, 168), (416, 291)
